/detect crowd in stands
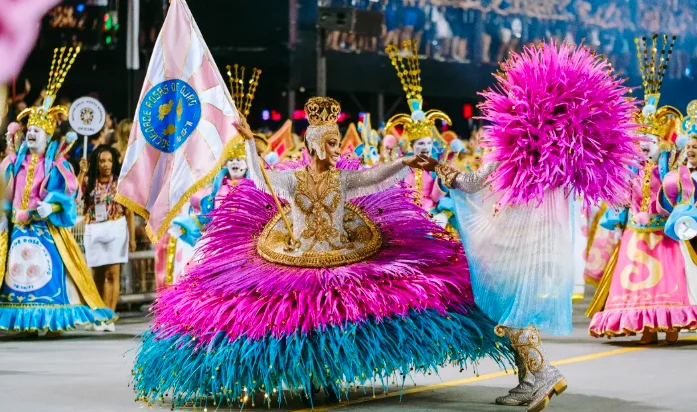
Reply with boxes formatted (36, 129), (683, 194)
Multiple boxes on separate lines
(326, 0), (697, 78)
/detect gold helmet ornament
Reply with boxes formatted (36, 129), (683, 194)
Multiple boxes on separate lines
(17, 46), (80, 136)
(385, 41), (451, 143)
(635, 34), (683, 150)
(226, 63), (262, 118)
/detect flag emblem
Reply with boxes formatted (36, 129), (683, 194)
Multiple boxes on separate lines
(139, 79), (202, 153)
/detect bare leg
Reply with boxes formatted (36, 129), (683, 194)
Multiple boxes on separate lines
(103, 264), (121, 311)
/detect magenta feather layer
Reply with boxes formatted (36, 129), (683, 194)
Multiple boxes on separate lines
(134, 158), (513, 407)
(478, 41), (640, 208)
(155, 179), (475, 341)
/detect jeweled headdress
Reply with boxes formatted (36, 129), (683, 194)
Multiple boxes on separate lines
(17, 46), (80, 136)
(385, 41), (451, 142)
(226, 64), (261, 117)
(304, 97), (341, 160)
(228, 136), (246, 159)
(635, 34), (682, 143)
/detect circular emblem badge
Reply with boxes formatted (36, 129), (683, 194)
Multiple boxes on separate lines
(69, 96), (106, 136)
(139, 79), (201, 153)
(6, 236), (53, 292)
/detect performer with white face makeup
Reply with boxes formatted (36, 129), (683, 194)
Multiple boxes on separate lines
(588, 36), (697, 344)
(386, 41), (453, 228)
(0, 47), (116, 336)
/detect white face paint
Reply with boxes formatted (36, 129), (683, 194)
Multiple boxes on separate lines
(26, 125), (48, 155)
(412, 137), (434, 157)
(226, 158), (248, 179)
(639, 134), (659, 163)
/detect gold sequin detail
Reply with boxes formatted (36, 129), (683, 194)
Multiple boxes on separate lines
(257, 203), (382, 268)
(21, 154), (39, 210)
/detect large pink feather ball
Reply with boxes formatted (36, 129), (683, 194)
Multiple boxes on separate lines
(478, 41), (640, 208)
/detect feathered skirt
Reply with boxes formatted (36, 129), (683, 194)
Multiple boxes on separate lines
(133, 181), (512, 407)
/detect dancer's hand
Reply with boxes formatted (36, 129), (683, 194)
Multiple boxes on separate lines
(79, 158), (88, 175)
(432, 212), (449, 228)
(234, 116), (254, 140)
(37, 201), (53, 218)
(676, 217), (697, 240)
(416, 155), (439, 172)
(168, 224), (184, 239)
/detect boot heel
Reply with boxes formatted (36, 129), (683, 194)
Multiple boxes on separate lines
(553, 378), (567, 396)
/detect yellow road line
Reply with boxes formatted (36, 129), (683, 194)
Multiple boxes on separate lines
(295, 335), (697, 411)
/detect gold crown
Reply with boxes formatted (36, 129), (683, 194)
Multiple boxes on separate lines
(226, 64), (261, 117)
(17, 46), (80, 136)
(634, 105), (682, 149)
(304, 97), (341, 126)
(228, 136), (246, 159)
(635, 34), (676, 108)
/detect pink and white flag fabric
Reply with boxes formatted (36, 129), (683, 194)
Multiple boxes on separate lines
(117, 0), (239, 242)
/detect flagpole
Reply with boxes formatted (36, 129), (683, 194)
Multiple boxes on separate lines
(256, 152), (299, 251)
(177, 0), (298, 249)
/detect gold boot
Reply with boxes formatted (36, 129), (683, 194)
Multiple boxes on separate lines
(498, 326), (567, 412)
(495, 326), (535, 406)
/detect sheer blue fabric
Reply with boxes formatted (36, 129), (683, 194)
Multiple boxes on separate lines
(453, 188), (574, 336)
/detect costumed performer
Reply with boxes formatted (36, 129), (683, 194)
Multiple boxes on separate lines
(588, 35), (697, 343)
(0, 47), (117, 336)
(385, 41), (453, 229)
(426, 41), (640, 411)
(132, 96), (513, 409)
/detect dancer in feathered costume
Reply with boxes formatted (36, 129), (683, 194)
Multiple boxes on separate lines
(385, 41), (453, 229)
(132, 96), (512, 408)
(587, 35), (697, 343)
(0, 47), (116, 335)
(420, 41), (639, 412)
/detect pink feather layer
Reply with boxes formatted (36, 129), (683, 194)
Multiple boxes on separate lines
(478, 41), (640, 208)
(153, 180), (474, 342)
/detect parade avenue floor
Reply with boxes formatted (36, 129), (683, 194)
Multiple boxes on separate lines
(1, 298), (696, 412)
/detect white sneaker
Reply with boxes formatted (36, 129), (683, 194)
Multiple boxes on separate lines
(84, 324), (95, 331)
(103, 323), (116, 332)
(92, 323), (107, 332)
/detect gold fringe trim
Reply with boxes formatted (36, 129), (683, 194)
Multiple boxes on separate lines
(114, 193), (150, 221)
(115, 139), (237, 244)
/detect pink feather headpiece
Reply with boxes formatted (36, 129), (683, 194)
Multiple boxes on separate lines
(479, 41), (640, 208)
